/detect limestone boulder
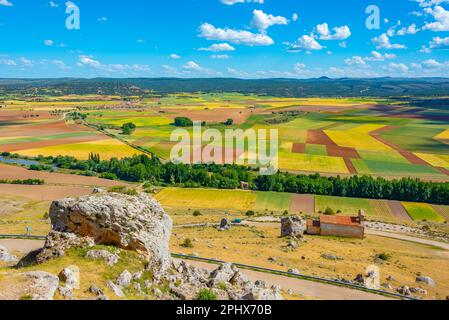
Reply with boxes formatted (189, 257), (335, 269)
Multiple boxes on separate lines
(280, 217), (305, 238)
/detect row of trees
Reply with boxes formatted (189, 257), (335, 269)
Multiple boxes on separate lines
(42, 154), (449, 205)
(255, 173), (449, 205)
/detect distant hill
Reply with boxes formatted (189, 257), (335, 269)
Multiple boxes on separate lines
(1, 77), (449, 97)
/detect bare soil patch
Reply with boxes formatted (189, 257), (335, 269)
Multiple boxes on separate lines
(344, 158), (357, 174)
(327, 145), (360, 159)
(388, 201), (413, 222)
(290, 194), (315, 213)
(0, 184), (94, 201)
(291, 143), (306, 154)
(307, 130), (337, 146)
(0, 164), (124, 187)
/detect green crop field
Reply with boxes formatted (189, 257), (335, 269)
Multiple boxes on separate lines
(254, 192), (292, 212)
(402, 202), (446, 222)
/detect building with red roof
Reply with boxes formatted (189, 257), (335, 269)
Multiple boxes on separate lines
(306, 211), (365, 239)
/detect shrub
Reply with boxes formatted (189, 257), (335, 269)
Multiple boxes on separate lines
(283, 210), (289, 216)
(196, 289), (217, 301)
(193, 210), (202, 217)
(181, 238), (194, 248)
(324, 207), (335, 215)
(375, 253), (391, 262)
(246, 210), (255, 217)
(174, 117), (193, 127)
(100, 172), (118, 180)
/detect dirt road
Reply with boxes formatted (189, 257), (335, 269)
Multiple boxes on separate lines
(0, 239), (44, 254)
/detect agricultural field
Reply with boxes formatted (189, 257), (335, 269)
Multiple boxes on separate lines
(155, 187), (449, 226)
(1, 93), (448, 181)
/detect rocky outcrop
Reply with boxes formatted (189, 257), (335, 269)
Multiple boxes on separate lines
(39, 192), (173, 271)
(24, 271), (60, 300)
(416, 276), (436, 287)
(6, 192), (284, 301)
(0, 245), (18, 263)
(218, 218), (231, 231)
(281, 216), (305, 238)
(86, 249), (120, 266)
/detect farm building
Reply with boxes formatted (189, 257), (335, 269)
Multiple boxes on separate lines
(306, 211), (365, 239)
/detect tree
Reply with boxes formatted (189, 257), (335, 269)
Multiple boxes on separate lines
(224, 118), (234, 126)
(121, 122), (136, 135)
(174, 117), (193, 127)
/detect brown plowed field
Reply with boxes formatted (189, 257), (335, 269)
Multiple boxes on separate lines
(388, 201), (413, 222)
(344, 158), (358, 174)
(307, 130), (336, 146)
(327, 145), (360, 158)
(291, 143), (306, 153)
(1, 134), (103, 152)
(0, 184), (94, 201)
(0, 164), (124, 187)
(290, 194), (315, 213)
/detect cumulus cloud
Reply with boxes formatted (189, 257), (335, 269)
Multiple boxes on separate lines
(388, 62), (409, 72)
(199, 23), (274, 46)
(49, 1), (58, 7)
(421, 36), (449, 52)
(0, 56), (33, 67)
(183, 61), (202, 71)
(251, 9), (288, 32)
(314, 23), (351, 40)
(292, 13), (299, 22)
(77, 55), (150, 74)
(211, 54), (230, 59)
(366, 51), (397, 61)
(344, 56), (367, 66)
(0, 0), (13, 6)
(371, 33), (406, 49)
(169, 54), (181, 59)
(289, 35), (323, 51)
(44, 40), (54, 46)
(198, 43), (235, 52)
(423, 5), (449, 31)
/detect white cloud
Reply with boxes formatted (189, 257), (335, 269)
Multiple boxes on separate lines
(388, 62), (409, 72)
(396, 24), (419, 35)
(220, 0), (264, 5)
(199, 23), (274, 46)
(366, 51), (396, 61)
(169, 54), (181, 59)
(251, 9), (288, 32)
(77, 55), (150, 74)
(183, 61), (203, 71)
(292, 13), (299, 22)
(97, 17), (107, 22)
(314, 23), (351, 40)
(421, 36), (449, 52)
(227, 67), (249, 77)
(289, 35), (323, 51)
(211, 54), (230, 59)
(44, 39), (54, 46)
(49, 1), (58, 7)
(423, 5), (449, 31)
(198, 43), (235, 52)
(371, 33), (406, 49)
(0, 0), (13, 6)
(344, 56), (367, 66)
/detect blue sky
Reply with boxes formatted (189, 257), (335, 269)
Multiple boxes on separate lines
(0, 0), (448, 78)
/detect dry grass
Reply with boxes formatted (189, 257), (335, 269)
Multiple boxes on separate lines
(172, 225), (449, 300)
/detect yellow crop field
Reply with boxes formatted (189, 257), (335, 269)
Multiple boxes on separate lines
(324, 130), (392, 151)
(349, 124), (385, 133)
(278, 151), (349, 174)
(16, 139), (143, 160)
(155, 188), (257, 211)
(434, 129), (449, 140)
(415, 153), (449, 168)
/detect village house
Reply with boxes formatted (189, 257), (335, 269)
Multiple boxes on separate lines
(306, 210), (365, 239)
